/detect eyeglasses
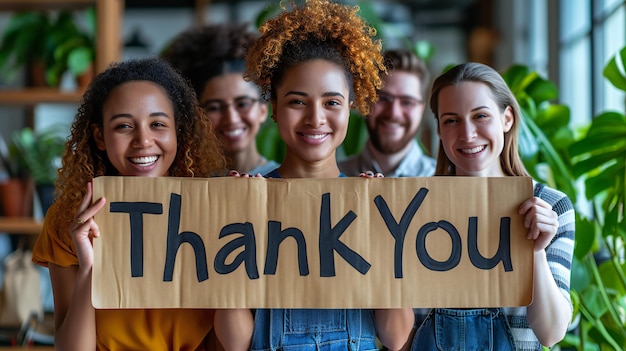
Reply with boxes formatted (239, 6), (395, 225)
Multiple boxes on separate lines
(375, 92), (423, 110)
(202, 97), (259, 115)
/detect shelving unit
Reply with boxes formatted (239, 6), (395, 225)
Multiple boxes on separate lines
(0, 217), (42, 235)
(0, 89), (83, 105)
(0, 2), (124, 346)
(0, 0), (123, 104)
(0, 0), (124, 234)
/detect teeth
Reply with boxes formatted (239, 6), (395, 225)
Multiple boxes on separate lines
(303, 133), (328, 139)
(381, 121), (401, 127)
(461, 146), (485, 154)
(130, 156), (157, 165)
(224, 128), (245, 137)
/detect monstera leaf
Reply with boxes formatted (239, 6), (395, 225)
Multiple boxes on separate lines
(566, 46), (626, 351)
(501, 65), (576, 198)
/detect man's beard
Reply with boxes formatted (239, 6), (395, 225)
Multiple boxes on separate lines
(369, 127), (411, 154)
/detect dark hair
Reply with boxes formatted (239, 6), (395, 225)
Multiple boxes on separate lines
(429, 62), (528, 176)
(84, 57), (196, 130)
(245, 0), (385, 116)
(384, 49), (430, 97)
(53, 57), (226, 238)
(161, 23), (258, 96)
(269, 37), (355, 102)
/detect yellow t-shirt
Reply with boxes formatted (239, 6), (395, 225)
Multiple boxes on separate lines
(32, 203), (215, 351)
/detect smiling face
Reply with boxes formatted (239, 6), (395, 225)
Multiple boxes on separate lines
(93, 80), (177, 177)
(200, 73), (268, 157)
(272, 59), (351, 173)
(367, 70), (425, 154)
(436, 81), (513, 177)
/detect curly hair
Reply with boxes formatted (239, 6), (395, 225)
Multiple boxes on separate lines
(51, 57), (226, 239)
(244, 0), (385, 115)
(430, 62), (529, 177)
(161, 23), (259, 96)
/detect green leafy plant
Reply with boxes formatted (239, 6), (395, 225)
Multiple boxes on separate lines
(502, 46), (626, 351)
(0, 8), (95, 87)
(501, 64), (578, 197)
(565, 46), (626, 351)
(0, 11), (51, 83)
(44, 8), (95, 87)
(0, 132), (27, 179)
(10, 127), (65, 185)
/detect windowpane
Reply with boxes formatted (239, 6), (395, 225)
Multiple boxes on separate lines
(560, 39), (592, 126)
(600, 3), (625, 115)
(560, 0), (591, 44)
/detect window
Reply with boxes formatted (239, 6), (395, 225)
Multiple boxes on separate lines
(559, 0), (625, 126)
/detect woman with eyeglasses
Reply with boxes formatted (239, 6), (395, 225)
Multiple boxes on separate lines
(162, 23), (280, 176)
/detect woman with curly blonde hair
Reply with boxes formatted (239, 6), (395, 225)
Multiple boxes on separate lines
(213, 1), (414, 350)
(32, 57), (226, 350)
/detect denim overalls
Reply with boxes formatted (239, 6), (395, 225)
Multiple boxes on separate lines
(411, 308), (516, 351)
(250, 309), (378, 351)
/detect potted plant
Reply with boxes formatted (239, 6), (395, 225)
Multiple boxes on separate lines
(44, 7), (95, 88)
(10, 127), (65, 215)
(0, 11), (51, 86)
(0, 133), (32, 217)
(0, 8), (95, 88)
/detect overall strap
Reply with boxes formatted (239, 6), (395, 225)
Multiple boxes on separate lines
(269, 309), (284, 349)
(346, 309), (362, 350)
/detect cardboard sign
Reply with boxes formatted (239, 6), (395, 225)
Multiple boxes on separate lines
(92, 176), (533, 309)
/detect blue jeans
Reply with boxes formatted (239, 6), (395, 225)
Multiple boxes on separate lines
(250, 309), (378, 351)
(411, 308), (515, 351)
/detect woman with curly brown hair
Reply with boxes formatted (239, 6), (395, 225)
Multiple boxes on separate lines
(31, 57), (227, 350)
(213, 1), (414, 350)
(161, 23), (279, 175)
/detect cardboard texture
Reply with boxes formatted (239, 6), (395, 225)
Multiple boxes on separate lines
(92, 176), (534, 309)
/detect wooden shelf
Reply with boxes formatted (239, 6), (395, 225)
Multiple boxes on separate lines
(0, 0), (123, 235)
(0, 88), (83, 105)
(0, 217), (43, 235)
